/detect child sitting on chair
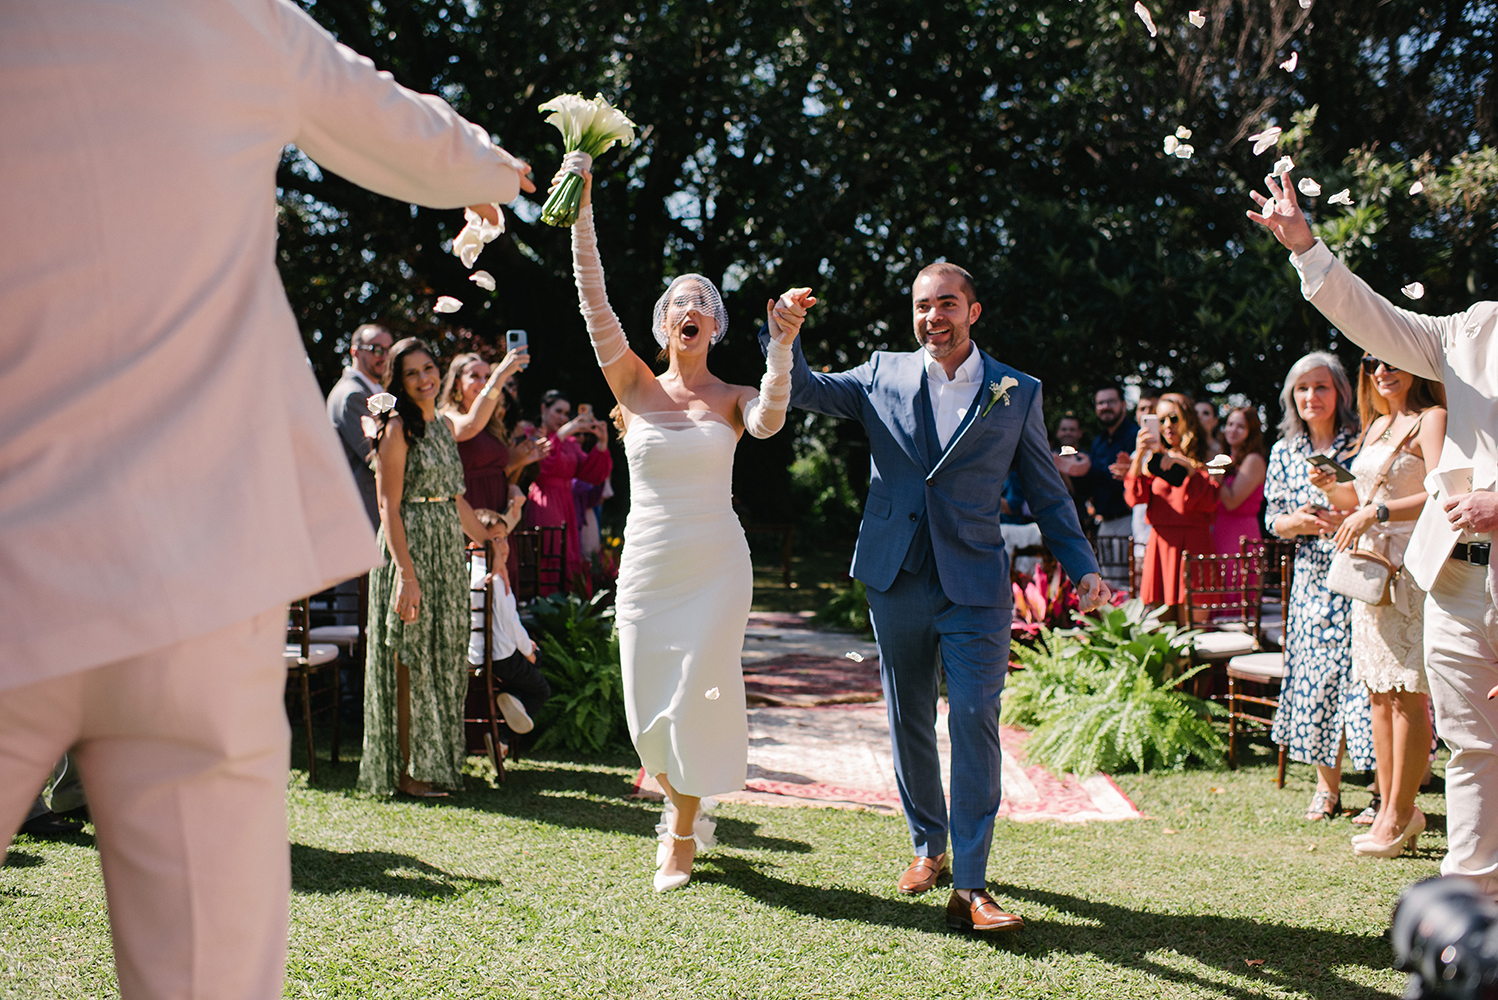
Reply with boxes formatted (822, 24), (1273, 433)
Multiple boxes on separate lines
(469, 508), (551, 742)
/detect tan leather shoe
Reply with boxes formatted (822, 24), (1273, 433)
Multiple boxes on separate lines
(897, 854), (948, 895)
(945, 890), (1024, 933)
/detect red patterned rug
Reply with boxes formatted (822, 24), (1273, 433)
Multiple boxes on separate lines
(742, 653), (883, 707)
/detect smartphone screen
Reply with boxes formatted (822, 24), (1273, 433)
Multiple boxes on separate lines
(1306, 455), (1355, 483)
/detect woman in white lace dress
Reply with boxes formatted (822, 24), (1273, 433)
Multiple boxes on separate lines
(1313, 354), (1445, 857)
(557, 164), (814, 891)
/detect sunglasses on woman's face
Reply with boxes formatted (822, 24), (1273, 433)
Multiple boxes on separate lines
(1160, 413), (1180, 425)
(1362, 356), (1401, 375)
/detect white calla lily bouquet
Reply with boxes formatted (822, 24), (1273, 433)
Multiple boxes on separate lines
(538, 93), (638, 227)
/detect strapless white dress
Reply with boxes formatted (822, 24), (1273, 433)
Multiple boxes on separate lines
(616, 410), (752, 797)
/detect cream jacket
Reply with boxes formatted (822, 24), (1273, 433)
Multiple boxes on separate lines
(0, 0), (527, 689)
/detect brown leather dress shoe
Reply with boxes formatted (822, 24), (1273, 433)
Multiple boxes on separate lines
(945, 890), (1024, 933)
(897, 854), (948, 895)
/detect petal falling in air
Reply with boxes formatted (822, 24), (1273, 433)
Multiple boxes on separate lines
(1134, 2), (1158, 37)
(434, 296), (463, 314)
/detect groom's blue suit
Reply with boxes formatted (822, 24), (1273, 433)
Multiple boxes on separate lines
(761, 330), (1099, 888)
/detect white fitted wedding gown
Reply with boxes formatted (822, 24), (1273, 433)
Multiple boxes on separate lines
(616, 410), (752, 796)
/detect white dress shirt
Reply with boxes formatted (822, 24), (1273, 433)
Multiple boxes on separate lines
(0, 0), (528, 689)
(468, 555), (535, 663)
(925, 344), (984, 450)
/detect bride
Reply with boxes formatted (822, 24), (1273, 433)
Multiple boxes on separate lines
(559, 165), (815, 891)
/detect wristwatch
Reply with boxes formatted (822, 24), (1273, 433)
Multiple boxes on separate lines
(1375, 502), (1390, 524)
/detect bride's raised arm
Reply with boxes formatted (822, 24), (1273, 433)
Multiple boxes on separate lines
(740, 287), (816, 439)
(564, 171), (654, 409)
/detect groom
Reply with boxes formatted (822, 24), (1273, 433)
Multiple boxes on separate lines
(761, 264), (1109, 932)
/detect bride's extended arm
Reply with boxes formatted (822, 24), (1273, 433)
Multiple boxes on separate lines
(568, 174), (653, 406)
(742, 288), (816, 439)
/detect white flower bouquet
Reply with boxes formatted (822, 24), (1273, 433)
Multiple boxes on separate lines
(537, 93), (637, 227)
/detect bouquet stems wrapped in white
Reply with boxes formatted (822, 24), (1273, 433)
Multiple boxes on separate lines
(538, 93), (637, 227)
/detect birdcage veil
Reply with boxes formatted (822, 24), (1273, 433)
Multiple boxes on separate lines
(651, 273), (728, 348)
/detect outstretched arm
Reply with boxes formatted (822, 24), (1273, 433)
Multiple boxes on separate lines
(742, 288), (818, 439)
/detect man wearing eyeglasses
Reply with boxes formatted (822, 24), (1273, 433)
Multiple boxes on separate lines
(1253, 173), (1498, 899)
(328, 323), (395, 526)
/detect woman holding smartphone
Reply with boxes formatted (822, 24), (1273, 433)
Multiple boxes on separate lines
(1310, 355), (1445, 855)
(1123, 392), (1218, 613)
(1265, 351), (1371, 821)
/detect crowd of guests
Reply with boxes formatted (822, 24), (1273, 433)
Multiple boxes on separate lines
(1047, 351), (1445, 857)
(324, 323), (615, 796)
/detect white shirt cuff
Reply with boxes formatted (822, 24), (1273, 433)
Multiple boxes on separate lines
(1290, 239), (1335, 300)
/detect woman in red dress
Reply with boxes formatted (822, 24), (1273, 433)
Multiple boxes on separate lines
(528, 389), (613, 591)
(1124, 392), (1219, 612)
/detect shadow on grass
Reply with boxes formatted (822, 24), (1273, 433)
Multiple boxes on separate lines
(291, 843), (504, 899)
(3, 849), (44, 868)
(993, 884), (1393, 1000)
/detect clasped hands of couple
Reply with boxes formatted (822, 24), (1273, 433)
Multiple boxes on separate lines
(1247, 172), (1498, 545)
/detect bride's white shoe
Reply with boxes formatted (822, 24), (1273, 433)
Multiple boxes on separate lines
(653, 800), (717, 892)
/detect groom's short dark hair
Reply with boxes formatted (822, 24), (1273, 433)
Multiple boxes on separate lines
(915, 262), (977, 304)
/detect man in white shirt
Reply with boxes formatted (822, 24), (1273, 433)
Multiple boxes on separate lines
(327, 323), (395, 526)
(1252, 173), (1498, 895)
(0, 2), (533, 995)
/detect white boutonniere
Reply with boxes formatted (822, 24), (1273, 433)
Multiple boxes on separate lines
(981, 376), (1020, 417)
(367, 392), (396, 415)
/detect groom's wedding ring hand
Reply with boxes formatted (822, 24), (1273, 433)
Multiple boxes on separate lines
(1076, 573), (1111, 614)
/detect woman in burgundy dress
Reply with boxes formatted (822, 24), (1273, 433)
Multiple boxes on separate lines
(439, 350), (548, 530)
(529, 389), (613, 592)
(1124, 392), (1219, 614)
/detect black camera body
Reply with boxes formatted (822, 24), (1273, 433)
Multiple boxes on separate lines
(1392, 878), (1498, 999)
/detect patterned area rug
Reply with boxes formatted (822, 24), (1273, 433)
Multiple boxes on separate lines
(742, 653), (883, 707)
(635, 703), (1140, 823)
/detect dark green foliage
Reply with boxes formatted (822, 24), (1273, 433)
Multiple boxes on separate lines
(811, 578), (870, 634)
(527, 591), (629, 754)
(1003, 601), (1225, 774)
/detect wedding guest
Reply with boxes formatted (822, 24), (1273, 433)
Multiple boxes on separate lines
(1052, 413), (1090, 510)
(328, 323), (394, 526)
(1082, 384), (1140, 539)
(1212, 406), (1269, 555)
(528, 389), (613, 592)
(1264, 351), (1372, 821)
(1312, 356), (1445, 854)
(360, 339), (506, 798)
(1113, 388), (1162, 569)
(1196, 399), (1230, 461)
(437, 348), (544, 524)
(1124, 392), (1218, 614)
(468, 510), (550, 745)
(0, 3), (532, 996)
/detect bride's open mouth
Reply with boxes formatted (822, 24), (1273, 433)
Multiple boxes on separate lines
(679, 321), (700, 342)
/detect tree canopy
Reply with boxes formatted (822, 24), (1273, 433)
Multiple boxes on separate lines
(278, 0), (1498, 531)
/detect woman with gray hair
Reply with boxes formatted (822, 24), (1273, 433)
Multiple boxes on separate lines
(1264, 351), (1374, 820)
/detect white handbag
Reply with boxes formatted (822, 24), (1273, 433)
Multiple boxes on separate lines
(1325, 417), (1422, 607)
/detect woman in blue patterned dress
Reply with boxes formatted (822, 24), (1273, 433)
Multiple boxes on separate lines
(1265, 351), (1374, 820)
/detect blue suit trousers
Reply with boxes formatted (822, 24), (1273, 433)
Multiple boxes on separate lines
(866, 548), (1012, 889)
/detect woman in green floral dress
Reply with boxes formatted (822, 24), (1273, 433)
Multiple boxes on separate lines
(359, 338), (502, 797)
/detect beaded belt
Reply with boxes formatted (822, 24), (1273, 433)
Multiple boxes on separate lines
(1452, 542), (1491, 566)
(404, 495), (457, 504)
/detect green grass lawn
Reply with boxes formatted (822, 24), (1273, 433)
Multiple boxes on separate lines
(3, 731), (1440, 999)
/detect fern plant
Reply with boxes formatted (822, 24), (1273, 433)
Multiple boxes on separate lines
(526, 590), (630, 754)
(1001, 600), (1225, 775)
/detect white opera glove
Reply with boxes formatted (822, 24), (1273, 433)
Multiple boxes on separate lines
(571, 205), (629, 368)
(741, 339), (793, 439)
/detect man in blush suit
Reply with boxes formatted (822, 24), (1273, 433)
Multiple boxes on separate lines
(761, 263), (1110, 933)
(0, 2), (532, 996)
(327, 322), (394, 527)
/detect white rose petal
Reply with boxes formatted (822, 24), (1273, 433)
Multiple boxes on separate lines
(1207, 454), (1233, 467)
(1271, 155), (1295, 177)
(1163, 135), (1179, 155)
(844, 651), (865, 662)
(1188, 10), (1206, 27)
(1059, 446), (1078, 456)
(1134, 1), (1158, 37)
(434, 295), (463, 314)
(704, 687), (721, 700)
(1297, 177), (1322, 197)
(1326, 188), (1352, 205)
(468, 270), (496, 292)
(1409, 180), (1425, 195)
(450, 203), (505, 269)
(1175, 126), (1193, 140)
(1299, 0), (1311, 7)
(1402, 282), (1425, 300)
(1280, 51), (1298, 73)
(367, 392), (396, 415)
(1248, 126), (1282, 156)
(1174, 143), (1194, 159)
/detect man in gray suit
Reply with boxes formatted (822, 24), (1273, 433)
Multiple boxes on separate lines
(327, 323), (394, 527)
(762, 263), (1109, 933)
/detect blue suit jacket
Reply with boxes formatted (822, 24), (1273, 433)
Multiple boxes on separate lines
(761, 329), (1099, 608)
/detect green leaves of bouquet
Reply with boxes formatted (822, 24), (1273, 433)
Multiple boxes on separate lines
(537, 93), (637, 227)
(1002, 600), (1226, 775)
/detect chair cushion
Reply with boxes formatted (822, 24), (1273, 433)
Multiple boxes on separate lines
(308, 624), (359, 645)
(285, 643), (340, 668)
(1226, 652), (1286, 680)
(1192, 630), (1258, 658)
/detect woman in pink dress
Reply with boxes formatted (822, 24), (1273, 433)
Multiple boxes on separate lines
(1212, 406), (1269, 557)
(528, 389), (613, 591)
